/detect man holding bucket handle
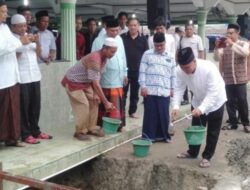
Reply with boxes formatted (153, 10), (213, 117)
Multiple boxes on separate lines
(61, 38), (117, 141)
(171, 47), (227, 168)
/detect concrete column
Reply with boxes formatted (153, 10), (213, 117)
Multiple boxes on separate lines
(196, 8), (208, 47)
(225, 15), (238, 24)
(60, 0), (76, 65)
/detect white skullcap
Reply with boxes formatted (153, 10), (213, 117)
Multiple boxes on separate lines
(103, 37), (118, 47)
(11, 14), (26, 25)
(179, 26), (184, 32)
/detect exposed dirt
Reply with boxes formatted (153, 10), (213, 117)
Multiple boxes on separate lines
(226, 137), (250, 177)
(48, 136), (250, 190)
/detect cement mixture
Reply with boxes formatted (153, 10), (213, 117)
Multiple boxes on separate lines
(49, 125), (250, 190)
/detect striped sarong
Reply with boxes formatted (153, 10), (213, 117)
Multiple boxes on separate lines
(97, 88), (125, 127)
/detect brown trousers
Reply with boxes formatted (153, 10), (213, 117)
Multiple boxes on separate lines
(66, 86), (99, 134)
(0, 84), (21, 141)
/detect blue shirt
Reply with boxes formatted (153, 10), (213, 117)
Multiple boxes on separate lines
(91, 34), (127, 88)
(139, 49), (176, 97)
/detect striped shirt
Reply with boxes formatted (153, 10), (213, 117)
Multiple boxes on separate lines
(139, 49), (176, 97)
(66, 50), (104, 83)
(91, 34), (127, 88)
(62, 50), (105, 91)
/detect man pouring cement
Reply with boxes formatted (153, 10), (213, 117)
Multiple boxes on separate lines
(61, 38), (117, 141)
(171, 47), (227, 168)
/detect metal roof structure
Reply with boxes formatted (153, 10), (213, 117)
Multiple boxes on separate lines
(5, 0), (250, 23)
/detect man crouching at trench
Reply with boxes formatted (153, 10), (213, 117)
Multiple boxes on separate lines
(61, 38), (117, 141)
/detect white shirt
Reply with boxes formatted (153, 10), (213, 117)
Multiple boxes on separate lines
(119, 26), (128, 35)
(148, 33), (176, 59)
(178, 34), (204, 58)
(91, 34), (127, 88)
(14, 33), (42, 84)
(173, 33), (180, 50)
(38, 29), (56, 62)
(98, 28), (106, 37)
(0, 23), (21, 89)
(172, 59), (227, 115)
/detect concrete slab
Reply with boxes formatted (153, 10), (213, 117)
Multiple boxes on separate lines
(0, 121), (142, 189)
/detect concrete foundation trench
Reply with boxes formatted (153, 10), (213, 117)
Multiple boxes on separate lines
(47, 137), (250, 190)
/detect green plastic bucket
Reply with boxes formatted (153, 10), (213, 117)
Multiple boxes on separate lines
(102, 117), (121, 134)
(184, 126), (206, 145)
(132, 139), (152, 157)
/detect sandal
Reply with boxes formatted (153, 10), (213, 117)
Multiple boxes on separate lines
(221, 124), (238, 130)
(87, 128), (105, 137)
(37, 132), (53, 139)
(177, 152), (193, 159)
(129, 114), (139, 119)
(24, 136), (40, 144)
(74, 133), (90, 141)
(199, 159), (211, 168)
(165, 139), (172, 143)
(5, 140), (25, 147)
(118, 127), (125, 132)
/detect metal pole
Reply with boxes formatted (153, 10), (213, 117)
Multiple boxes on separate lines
(171, 113), (192, 125)
(0, 162), (3, 190)
(0, 170), (80, 190)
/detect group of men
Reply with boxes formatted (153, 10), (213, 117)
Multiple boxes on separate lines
(1, 1), (250, 169)
(60, 10), (249, 170)
(0, 1), (53, 147)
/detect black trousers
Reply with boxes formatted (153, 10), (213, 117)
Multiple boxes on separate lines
(123, 71), (140, 115)
(183, 87), (189, 101)
(20, 82), (41, 140)
(225, 84), (249, 127)
(188, 104), (224, 160)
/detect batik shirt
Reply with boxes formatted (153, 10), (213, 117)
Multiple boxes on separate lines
(139, 49), (176, 97)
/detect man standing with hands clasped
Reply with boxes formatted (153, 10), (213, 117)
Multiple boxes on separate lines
(172, 47), (227, 168)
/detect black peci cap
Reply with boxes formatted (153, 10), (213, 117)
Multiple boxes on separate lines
(35, 10), (49, 20)
(17, 5), (31, 14)
(153, 32), (165, 43)
(178, 47), (195, 65)
(101, 15), (115, 23)
(106, 18), (119, 28)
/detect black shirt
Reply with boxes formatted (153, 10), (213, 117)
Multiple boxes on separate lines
(84, 31), (99, 55)
(121, 32), (149, 72)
